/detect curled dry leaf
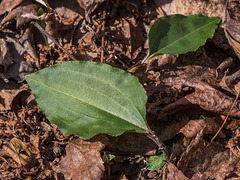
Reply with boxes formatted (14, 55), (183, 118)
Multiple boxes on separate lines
(167, 162), (188, 180)
(0, 86), (32, 112)
(167, 162), (207, 180)
(0, 89), (23, 111)
(0, 0), (40, 29)
(3, 138), (37, 169)
(0, 0), (23, 16)
(0, 38), (13, 73)
(147, 61), (240, 119)
(77, 0), (105, 21)
(180, 117), (225, 138)
(225, 29), (240, 59)
(226, 128), (240, 158)
(57, 138), (105, 180)
(225, 2), (240, 59)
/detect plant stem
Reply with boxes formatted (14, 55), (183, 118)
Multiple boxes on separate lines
(146, 129), (170, 159)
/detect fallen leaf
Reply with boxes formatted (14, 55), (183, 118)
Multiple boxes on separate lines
(57, 138), (105, 180)
(3, 138), (36, 168)
(77, 0), (105, 21)
(167, 162), (207, 180)
(0, 0), (23, 16)
(19, 26), (38, 59)
(0, 36), (35, 82)
(0, 89), (22, 111)
(167, 162), (188, 180)
(225, 29), (240, 59)
(0, 0), (40, 29)
(0, 87), (33, 111)
(227, 128), (240, 158)
(0, 38), (13, 73)
(180, 117), (225, 138)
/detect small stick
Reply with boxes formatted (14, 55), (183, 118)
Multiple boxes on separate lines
(31, 21), (77, 61)
(100, 1), (108, 63)
(100, 11), (106, 63)
(150, 1), (166, 17)
(211, 90), (240, 142)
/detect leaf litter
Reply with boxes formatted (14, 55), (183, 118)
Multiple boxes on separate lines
(0, 0), (240, 179)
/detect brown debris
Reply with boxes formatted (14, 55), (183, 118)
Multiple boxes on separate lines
(2, 137), (37, 169)
(57, 138), (105, 180)
(0, 0), (23, 16)
(0, 0), (40, 29)
(180, 117), (225, 139)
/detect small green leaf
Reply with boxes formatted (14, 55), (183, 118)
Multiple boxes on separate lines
(103, 152), (116, 164)
(147, 143), (173, 170)
(147, 150), (166, 171)
(146, 14), (221, 61)
(26, 61), (148, 139)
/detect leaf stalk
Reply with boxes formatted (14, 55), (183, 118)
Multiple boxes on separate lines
(146, 130), (170, 159)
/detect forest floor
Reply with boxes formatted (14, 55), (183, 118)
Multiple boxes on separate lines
(0, 0), (239, 179)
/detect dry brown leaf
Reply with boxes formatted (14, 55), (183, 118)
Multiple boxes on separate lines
(3, 138), (36, 168)
(180, 118), (225, 138)
(227, 128), (240, 158)
(57, 138), (105, 180)
(234, 81), (240, 94)
(0, 38), (13, 73)
(167, 162), (188, 180)
(225, 30), (240, 59)
(0, 0), (40, 29)
(0, 89), (22, 111)
(77, 0), (105, 21)
(168, 162), (207, 180)
(0, 0), (23, 16)
(0, 88), (32, 111)
(219, 69), (232, 92)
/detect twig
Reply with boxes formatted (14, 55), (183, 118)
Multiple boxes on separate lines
(211, 90), (240, 142)
(146, 129), (170, 159)
(31, 21), (77, 61)
(100, 1), (108, 63)
(100, 11), (106, 63)
(150, 1), (166, 17)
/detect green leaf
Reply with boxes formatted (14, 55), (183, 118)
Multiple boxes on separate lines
(146, 14), (221, 61)
(26, 61), (148, 139)
(147, 143), (173, 170)
(147, 151), (166, 171)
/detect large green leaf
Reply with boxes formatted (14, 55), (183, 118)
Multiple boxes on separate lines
(26, 61), (148, 139)
(145, 14), (221, 62)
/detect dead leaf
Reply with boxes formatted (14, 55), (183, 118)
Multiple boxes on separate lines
(168, 162), (207, 180)
(0, 0), (23, 16)
(225, 29), (240, 59)
(77, 0), (105, 21)
(227, 128), (240, 158)
(180, 117), (225, 138)
(167, 162), (188, 180)
(0, 0), (40, 29)
(57, 138), (105, 180)
(0, 89), (22, 111)
(19, 26), (37, 59)
(0, 38), (13, 73)
(3, 138), (36, 168)
(107, 132), (157, 156)
(0, 88), (32, 111)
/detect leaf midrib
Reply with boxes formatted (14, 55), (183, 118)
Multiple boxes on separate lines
(150, 18), (219, 55)
(27, 76), (147, 130)
(61, 67), (146, 125)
